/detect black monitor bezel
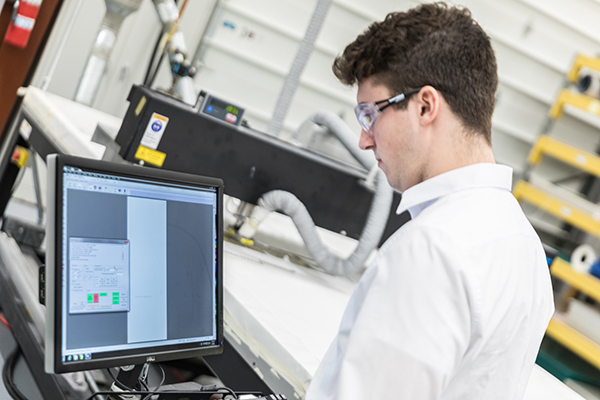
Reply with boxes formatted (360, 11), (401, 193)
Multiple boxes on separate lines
(45, 154), (224, 374)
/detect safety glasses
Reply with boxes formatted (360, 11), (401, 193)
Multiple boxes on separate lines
(354, 87), (423, 132)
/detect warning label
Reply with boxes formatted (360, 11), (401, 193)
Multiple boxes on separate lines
(140, 113), (169, 150)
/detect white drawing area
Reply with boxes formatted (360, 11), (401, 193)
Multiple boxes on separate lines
(69, 238), (130, 314)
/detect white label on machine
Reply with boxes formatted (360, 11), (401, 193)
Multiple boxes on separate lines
(140, 113), (169, 150)
(19, 119), (32, 140)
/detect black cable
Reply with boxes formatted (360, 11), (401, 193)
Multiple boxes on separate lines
(86, 390), (148, 400)
(104, 364), (167, 400)
(87, 371), (239, 400)
(147, 50), (168, 88)
(106, 367), (135, 391)
(137, 364), (150, 392)
(215, 386), (238, 399)
(2, 345), (28, 400)
(144, 0), (182, 87)
(94, 364), (239, 400)
(138, 378), (149, 391)
(142, 363), (166, 400)
(201, 385), (238, 399)
(87, 390), (240, 400)
(29, 150), (44, 225)
(143, 31), (164, 86)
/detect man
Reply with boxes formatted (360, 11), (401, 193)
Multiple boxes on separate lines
(305, 3), (554, 400)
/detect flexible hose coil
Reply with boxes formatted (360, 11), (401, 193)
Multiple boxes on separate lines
(260, 111), (393, 276)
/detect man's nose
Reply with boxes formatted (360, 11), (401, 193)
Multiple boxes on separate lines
(358, 128), (374, 150)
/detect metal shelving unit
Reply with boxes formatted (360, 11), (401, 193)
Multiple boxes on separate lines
(528, 135), (600, 178)
(516, 54), (600, 235)
(513, 181), (600, 238)
(515, 54), (600, 381)
(516, 55), (600, 248)
(546, 258), (600, 371)
(546, 317), (600, 371)
(551, 258), (600, 302)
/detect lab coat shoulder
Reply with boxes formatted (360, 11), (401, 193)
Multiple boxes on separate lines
(332, 222), (475, 399)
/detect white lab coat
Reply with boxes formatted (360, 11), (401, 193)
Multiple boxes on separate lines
(305, 163), (554, 400)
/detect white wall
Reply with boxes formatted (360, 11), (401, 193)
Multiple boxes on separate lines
(190, 0), (600, 173)
(34, 0), (600, 145)
(32, 0), (218, 117)
(31, 0), (600, 234)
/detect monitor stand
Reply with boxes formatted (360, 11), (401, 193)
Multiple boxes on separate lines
(112, 364), (146, 392)
(104, 363), (271, 399)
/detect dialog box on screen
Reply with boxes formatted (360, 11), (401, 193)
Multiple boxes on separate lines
(69, 238), (130, 314)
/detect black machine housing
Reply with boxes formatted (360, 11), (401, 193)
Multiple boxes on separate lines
(115, 86), (409, 246)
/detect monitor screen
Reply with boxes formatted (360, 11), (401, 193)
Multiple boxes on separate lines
(45, 154), (224, 374)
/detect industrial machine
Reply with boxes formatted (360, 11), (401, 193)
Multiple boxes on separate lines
(115, 85), (407, 249)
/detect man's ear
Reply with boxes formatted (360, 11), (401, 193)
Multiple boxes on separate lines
(416, 85), (439, 126)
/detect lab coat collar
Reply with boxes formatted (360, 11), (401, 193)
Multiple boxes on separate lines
(396, 163), (513, 218)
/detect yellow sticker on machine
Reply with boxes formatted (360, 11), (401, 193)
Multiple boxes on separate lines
(135, 96), (147, 116)
(134, 145), (166, 167)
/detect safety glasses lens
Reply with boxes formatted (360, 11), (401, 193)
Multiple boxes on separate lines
(354, 104), (379, 132)
(360, 113), (372, 129)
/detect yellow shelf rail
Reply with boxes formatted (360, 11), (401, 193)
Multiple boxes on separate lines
(546, 317), (600, 370)
(549, 89), (600, 120)
(566, 54), (600, 83)
(528, 135), (600, 178)
(513, 180), (600, 237)
(550, 258), (600, 303)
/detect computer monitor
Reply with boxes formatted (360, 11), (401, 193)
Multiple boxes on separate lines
(45, 154), (224, 374)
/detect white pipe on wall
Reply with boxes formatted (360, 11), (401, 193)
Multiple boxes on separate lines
(74, 0), (143, 106)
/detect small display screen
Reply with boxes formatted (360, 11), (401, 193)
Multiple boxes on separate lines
(201, 95), (244, 126)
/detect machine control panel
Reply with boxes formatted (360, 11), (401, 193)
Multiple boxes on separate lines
(200, 93), (245, 126)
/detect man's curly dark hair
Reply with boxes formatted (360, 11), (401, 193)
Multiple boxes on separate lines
(333, 2), (498, 143)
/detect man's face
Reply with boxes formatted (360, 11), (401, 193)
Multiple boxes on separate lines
(357, 78), (428, 192)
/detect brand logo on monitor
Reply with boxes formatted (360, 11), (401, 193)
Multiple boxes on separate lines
(146, 356), (156, 362)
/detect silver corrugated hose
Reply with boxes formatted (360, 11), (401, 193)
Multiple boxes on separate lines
(266, 0), (333, 137)
(260, 111), (394, 276)
(74, 0), (143, 105)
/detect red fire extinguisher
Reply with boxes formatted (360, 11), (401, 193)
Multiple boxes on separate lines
(3, 0), (43, 49)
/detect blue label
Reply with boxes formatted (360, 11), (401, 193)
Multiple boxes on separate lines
(207, 105), (214, 113)
(151, 121), (162, 131)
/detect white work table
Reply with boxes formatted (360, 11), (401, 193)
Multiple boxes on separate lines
(16, 86), (587, 400)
